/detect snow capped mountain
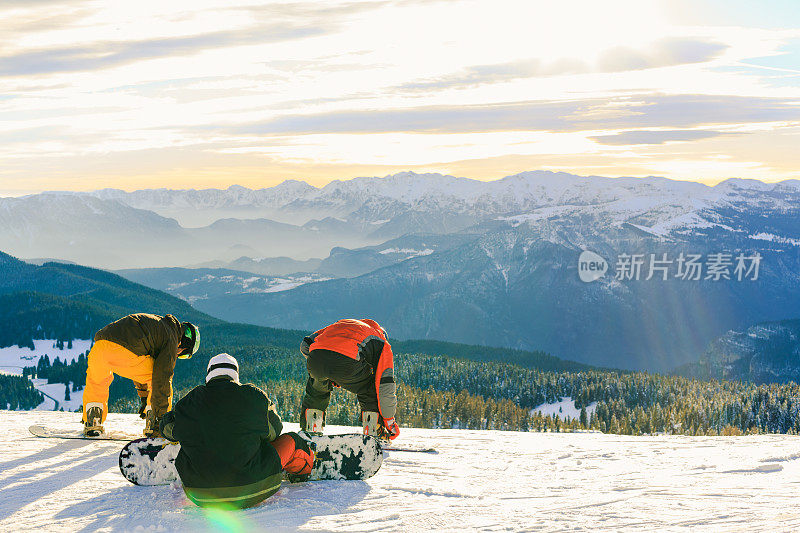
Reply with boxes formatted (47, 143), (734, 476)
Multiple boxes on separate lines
(0, 193), (178, 233)
(91, 181), (319, 227)
(0, 194), (185, 268)
(94, 180), (317, 209)
(3, 170), (800, 368)
(78, 171), (800, 238)
(83, 170), (800, 213)
(205, 194), (800, 372)
(313, 171), (487, 204)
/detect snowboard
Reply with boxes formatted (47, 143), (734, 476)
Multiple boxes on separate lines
(29, 424), (139, 442)
(119, 433), (383, 486)
(119, 437), (180, 486)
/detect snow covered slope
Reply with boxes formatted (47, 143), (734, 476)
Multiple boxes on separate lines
(0, 340), (90, 411)
(0, 340), (91, 375)
(29, 379), (83, 411)
(531, 397), (598, 421)
(3, 411), (800, 531)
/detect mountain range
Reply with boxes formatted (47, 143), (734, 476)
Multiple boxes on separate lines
(3, 170), (800, 371)
(4, 171), (799, 270)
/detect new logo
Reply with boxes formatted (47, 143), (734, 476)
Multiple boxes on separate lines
(578, 250), (608, 283)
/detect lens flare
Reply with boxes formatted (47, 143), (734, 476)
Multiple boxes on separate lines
(201, 507), (248, 532)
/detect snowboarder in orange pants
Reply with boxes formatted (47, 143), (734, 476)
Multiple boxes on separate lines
(82, 313), (199, 437)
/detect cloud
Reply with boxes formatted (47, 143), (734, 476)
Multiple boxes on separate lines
(231, 94), (800, 135)
(0, 126), (66, 145)
(0, 7), (91, 35)
(590, 130), (735, 145)
(398, 58), (590, 92)
(233, 100), (575, 134)
(238, 1), (393, 21)
(397, 38), (728, 92)
(0, 0), (78, 7)
(0, 25), (329, 77)
(597, 37), (728, 72)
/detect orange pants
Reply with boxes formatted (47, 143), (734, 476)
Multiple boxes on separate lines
(270, 433), (314, 475)
(82, 340), (171, 423)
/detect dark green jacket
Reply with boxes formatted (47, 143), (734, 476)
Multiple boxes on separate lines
(94, 313), (182, 416)
(161, 378), (284, 508)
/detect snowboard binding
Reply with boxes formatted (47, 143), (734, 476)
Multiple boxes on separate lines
(83, 403), (104, 437)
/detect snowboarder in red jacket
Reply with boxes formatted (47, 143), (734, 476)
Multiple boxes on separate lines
(299, 319), (400, 440)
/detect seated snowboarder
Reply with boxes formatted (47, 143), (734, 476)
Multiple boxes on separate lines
(299, 318), (400, 440)
(82, 313), (200, 437)
(160, 354), (315, 509)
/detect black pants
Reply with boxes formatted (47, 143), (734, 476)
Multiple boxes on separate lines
(302, 349), (377, 413)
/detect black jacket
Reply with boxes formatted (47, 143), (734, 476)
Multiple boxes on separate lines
(161, 378), (283, 490)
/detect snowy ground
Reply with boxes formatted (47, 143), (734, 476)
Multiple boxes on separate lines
(531, 397), (597, 421)
(0, 340), (91, 375)
(0, 340), (90, 411)
(30, 379), (84, 412)
(3, 412), (800, 532)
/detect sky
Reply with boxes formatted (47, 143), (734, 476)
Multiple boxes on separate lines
(1, 0), (799, 195)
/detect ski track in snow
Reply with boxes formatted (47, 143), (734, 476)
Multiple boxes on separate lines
(2, 411), (800, 532)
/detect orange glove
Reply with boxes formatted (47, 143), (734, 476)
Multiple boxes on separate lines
(381, 417), (400, 441)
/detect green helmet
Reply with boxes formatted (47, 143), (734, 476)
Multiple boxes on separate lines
(178, 322), (200, 359)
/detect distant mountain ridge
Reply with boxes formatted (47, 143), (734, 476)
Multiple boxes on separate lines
(83, 171), (800, 218)
(24, 171), (800, 237)
(694, 319), (800, 383)
(0, 250), (217, 348)
(199, 204), (800, 371)
(5, 170), (800, 270)
(4, 171), (800, 371)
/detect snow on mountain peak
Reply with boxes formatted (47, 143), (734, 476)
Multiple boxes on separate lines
(314, 171), (483, 204)
(21, 171), (797, 236)
(714, 178), (776, 192)
(79, 171), (797, 216)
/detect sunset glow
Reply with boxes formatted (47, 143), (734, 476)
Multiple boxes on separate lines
(1, 0), (799, 194)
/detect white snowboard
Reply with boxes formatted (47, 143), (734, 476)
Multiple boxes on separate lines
(29, 424), (139, 442)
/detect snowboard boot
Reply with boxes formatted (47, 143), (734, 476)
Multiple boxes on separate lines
(143, 408), (161, 438)
(83, 403), (104, 437)
(282, 432), (317, 483)
(362, 411), (380, 437)
(302, 408), (325, 435)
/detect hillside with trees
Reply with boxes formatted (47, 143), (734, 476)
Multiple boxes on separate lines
(3, 250), (800, 437)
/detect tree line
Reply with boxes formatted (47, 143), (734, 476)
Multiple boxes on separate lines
(8, 335), (800, 436)
(0, 374), (43, 410)
(23, 351), (88, 393)
(106, 347), (800, 436)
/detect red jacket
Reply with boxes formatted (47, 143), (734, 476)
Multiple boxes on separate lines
(303, 319), (396, 420)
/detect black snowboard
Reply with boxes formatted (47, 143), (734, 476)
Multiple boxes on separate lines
(119, 433), (383, 486)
